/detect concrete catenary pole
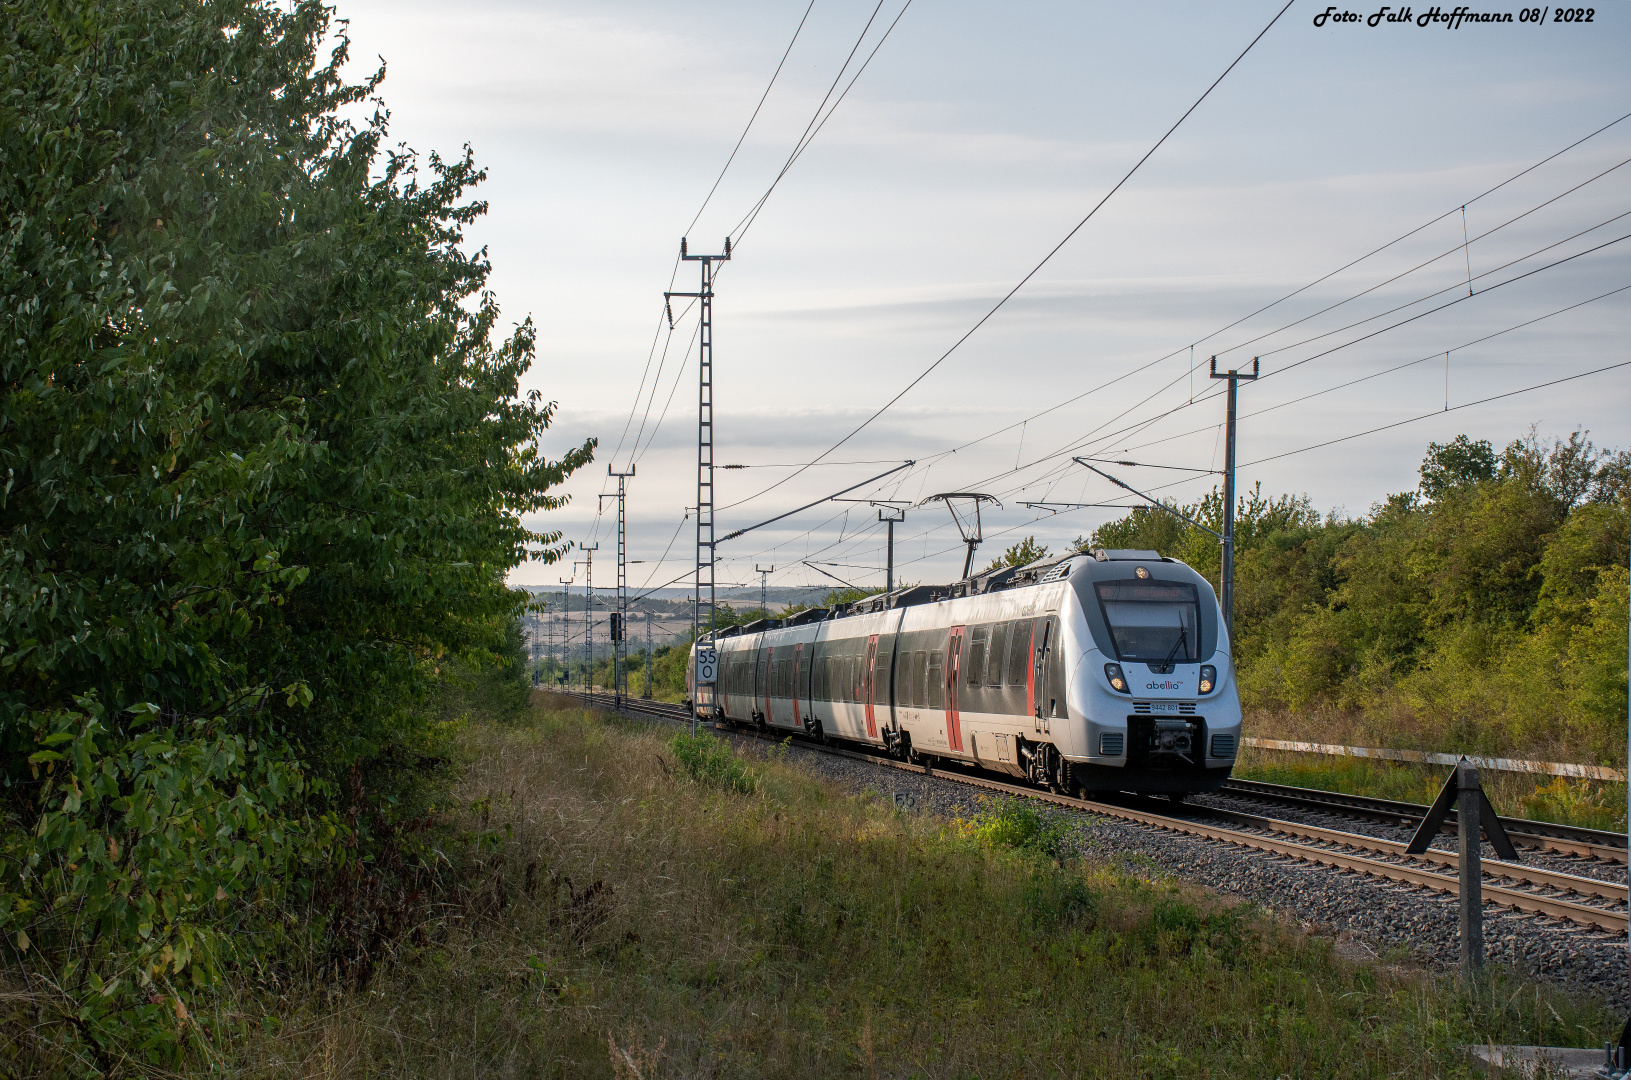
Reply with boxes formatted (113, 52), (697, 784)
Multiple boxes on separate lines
(1208, 356), (1258, 634)
(1459, 761), (1484, 975)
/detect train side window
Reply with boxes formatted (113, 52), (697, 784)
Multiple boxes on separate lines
(1006, 621), (1032, 686)
(874, 646), (890, 705)
(926, 650), (944, 709)
(986, 623), (1008, 686)
(967, 626), (987, 686)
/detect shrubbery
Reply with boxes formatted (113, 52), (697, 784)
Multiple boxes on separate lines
(1090, 429), (1629, 761)
(0, 0), (589, 1068)
(668, 732), (759, 796)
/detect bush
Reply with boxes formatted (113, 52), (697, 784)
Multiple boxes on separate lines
(668, 733), (758, 795)
(0, 0), (590, 1067)
(962, 796), (1069, 858)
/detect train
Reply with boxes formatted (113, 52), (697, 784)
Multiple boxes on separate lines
(686, 547), (1240, 797)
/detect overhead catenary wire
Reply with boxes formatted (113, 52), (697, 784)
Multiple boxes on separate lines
(933, 175), (1631, 488)
(606, 73), (1631, 593)
(715, 0), (1296, 514)
(748, 109), (1631, 501)
(1240, 360), (1631, 469)
(959, 218), (1631, 497)
(731, 1), (916, 247)
(685, 0), (818, 238)
(1109, 281), (1631, 458)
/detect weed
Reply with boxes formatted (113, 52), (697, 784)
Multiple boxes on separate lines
(668, 731), (759, 795)
(960, 795), (1069, 858)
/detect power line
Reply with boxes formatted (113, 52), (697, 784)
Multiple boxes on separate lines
(782, 108), (1631, 491)
(717, 0), (1297, 514)
(1111, 281), (1631, 458)
(685, 0), (819, 238)
(731, 0), (916, 245)
(963, 218), (1631, 495)
(1241, 360), (1631, 468)
(621, 78), (1631, 594)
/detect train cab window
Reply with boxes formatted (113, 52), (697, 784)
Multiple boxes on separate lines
(967, 626), (987, 686)
(986, 624), (1009, 686)
(926, 651), (944, 709)
(1006, 621), (1032, 686)
(1094, 581), (1200, 665)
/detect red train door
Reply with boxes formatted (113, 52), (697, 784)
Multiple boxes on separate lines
(862, 635), (879, 740)
(1034, 619), (1053, 734)
(1024, 621), (1037, 721)
(945, 626), (964, 753)
(762, 646), (772, 722)
(793, 643), (804, 729)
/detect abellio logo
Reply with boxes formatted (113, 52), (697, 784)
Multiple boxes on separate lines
(1145, 680), (1184, 690)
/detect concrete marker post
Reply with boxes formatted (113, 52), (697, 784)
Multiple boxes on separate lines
(1459, 761), (1484, 976)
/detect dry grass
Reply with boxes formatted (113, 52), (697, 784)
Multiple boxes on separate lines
(188, 702), (1618, 1079)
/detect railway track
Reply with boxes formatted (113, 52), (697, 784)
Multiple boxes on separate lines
(1219, 778), (1627, 864)
(557, 690), (1628, 933)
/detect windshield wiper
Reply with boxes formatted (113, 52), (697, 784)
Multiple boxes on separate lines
(1158, 624), (1189, 670)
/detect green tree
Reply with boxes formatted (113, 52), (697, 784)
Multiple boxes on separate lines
(986, 536), (1050, 571)
(1420, 434), (1497, 501)
(0, 0), (590, 1063)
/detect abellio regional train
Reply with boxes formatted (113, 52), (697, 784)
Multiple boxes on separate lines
(687, 548), (1240, 796)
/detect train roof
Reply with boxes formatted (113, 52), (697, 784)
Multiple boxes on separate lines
(696, 547), (1197, 643)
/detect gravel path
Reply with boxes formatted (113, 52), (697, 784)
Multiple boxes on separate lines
(727, 729), (1631, 1011)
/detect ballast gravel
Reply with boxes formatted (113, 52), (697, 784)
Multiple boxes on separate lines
(723, 729), (1631, 1012)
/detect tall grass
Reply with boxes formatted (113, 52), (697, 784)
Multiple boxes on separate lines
(198, 703), (1617, 1078)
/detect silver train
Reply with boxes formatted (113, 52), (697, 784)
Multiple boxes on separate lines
(686, 548), (1240, 796)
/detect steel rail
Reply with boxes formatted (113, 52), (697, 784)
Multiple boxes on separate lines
(1190, 802), (1626, 905)
(567, 693), (1627, 932)
(1222, 778), (1628, 863)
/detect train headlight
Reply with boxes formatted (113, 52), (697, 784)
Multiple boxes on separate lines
(1199, 664), (1217, 694)
(1104, 663), (1129, 694)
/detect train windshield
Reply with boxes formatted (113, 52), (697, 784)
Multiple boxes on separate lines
(1094, 581), (1200, 664)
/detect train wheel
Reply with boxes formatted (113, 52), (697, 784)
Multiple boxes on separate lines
(1052, 753), (1080, 798)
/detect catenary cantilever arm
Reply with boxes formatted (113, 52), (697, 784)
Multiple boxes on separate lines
(1072, 458), (1223, 541)
(719, 461), (914, 542)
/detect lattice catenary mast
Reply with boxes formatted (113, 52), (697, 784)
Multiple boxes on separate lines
(665, 237), (731, 669)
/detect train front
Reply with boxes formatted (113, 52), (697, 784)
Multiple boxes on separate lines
(1064, 550), (1241, 795)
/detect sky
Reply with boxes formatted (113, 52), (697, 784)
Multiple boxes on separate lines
(332, 0), (1631, 601)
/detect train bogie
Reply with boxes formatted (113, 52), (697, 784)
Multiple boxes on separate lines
(688, 548), (1241, 797)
